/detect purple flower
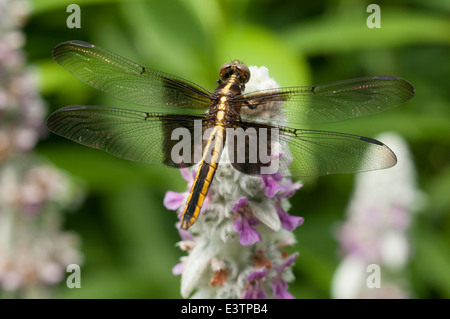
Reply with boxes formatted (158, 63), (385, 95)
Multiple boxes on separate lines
(277, 252), (299, 273)
(180, 167), (195, 183)
(276, 201), (304, 231)
(261, 173), (304, 230)
(273, 278), (294, 299)
(261, 173), (284, 198)
(272, 253), (299, 299)
(176, 222), (195, 241)
(232, 197), (249, 211)
(233, 197), (262, 246)
(278, 179), (302, 199)
(163, 191), (185, 210)
(243, 268), (267, 299)
(261, 173), (302, 199)
(172, 262), (183, 275)
(163, 168), (195, 211)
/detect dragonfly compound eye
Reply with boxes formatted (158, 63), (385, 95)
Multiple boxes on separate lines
(219, 60), (250, 84)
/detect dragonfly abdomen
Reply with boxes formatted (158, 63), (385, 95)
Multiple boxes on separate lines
(180, 126), (226, 230)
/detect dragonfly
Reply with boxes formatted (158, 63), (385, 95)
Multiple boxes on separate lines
(46, 40), (415, 230)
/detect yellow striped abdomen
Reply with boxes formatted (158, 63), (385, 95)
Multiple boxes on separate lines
(180, 124), (225, 230)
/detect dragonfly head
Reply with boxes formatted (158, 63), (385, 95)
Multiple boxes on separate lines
(219, 60), (250, 84)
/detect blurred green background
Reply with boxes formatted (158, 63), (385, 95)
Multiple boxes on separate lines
(22, 0), (450, 298)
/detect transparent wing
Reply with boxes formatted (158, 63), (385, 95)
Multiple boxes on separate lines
(228, 121), (397, 177)
(46, 105), (211, 168)
(238, 76), (415, 126)
(46, 106), (397, 177)
(280, 127), (397, 177)
(52, 41), (213, 111)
